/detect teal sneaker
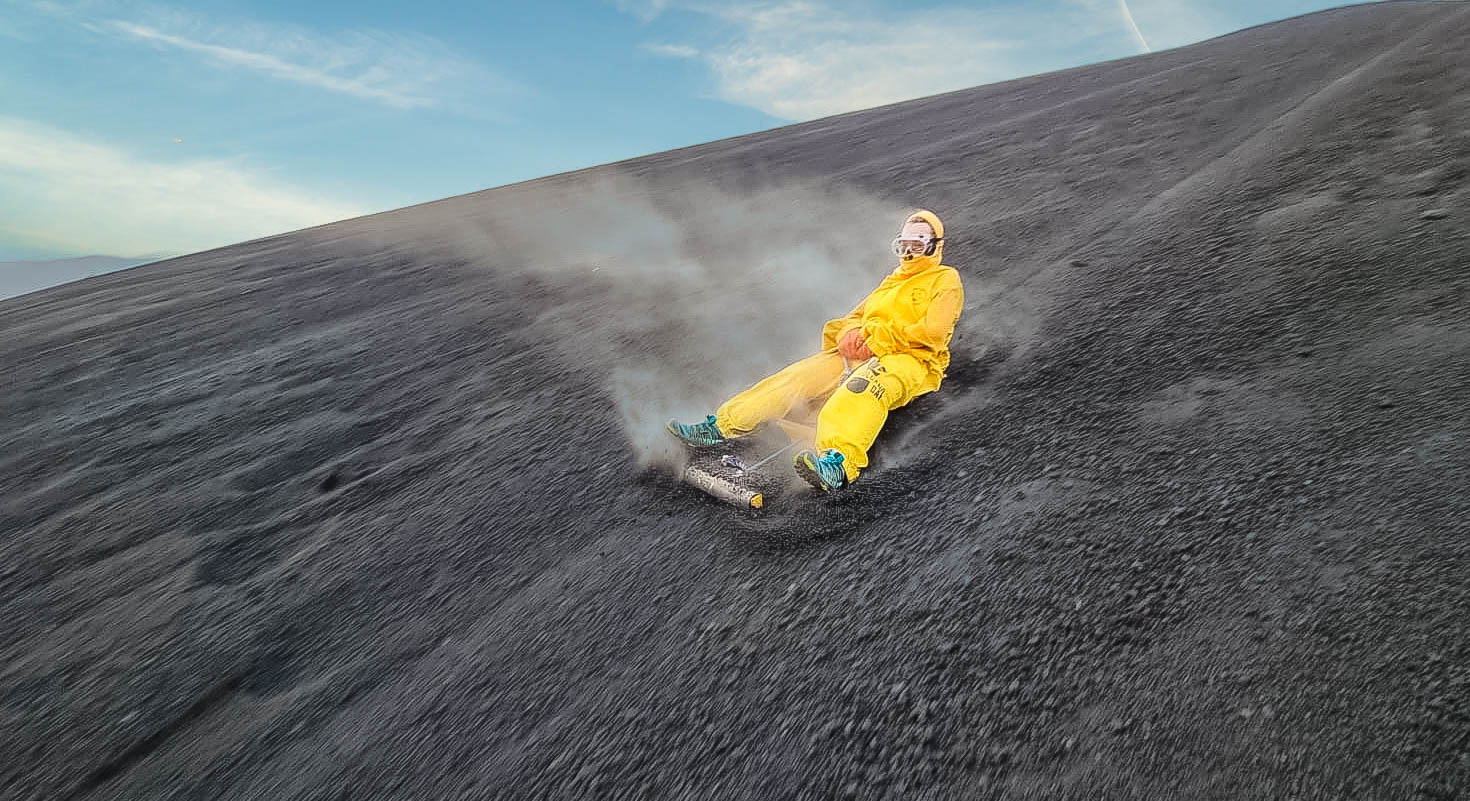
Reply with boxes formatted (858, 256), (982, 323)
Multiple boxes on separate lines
(666, 414), (725, 447)
(794, 448), (848, 492)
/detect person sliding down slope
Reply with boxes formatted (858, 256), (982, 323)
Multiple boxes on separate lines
(667, 210), (964, 493)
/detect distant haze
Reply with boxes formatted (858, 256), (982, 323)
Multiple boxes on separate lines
(0, 256), (147, 300)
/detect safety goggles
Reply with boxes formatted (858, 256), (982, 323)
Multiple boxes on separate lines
(891, 231), (936, 256)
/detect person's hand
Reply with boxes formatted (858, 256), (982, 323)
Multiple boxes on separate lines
(838, 328), (873, 360)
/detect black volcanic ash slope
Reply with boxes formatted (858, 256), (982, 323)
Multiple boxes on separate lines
(1, 3), (1467, 800)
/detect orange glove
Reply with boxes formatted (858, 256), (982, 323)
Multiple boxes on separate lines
(838, 328), (874, 361)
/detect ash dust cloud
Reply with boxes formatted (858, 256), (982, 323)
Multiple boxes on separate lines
(328, 172), (1047, 483)
(432, 175), (914, 472)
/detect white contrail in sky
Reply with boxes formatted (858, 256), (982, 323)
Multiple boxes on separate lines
(1119, 0), (1152, 52)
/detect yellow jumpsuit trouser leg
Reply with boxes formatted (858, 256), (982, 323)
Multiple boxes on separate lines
(716, 351), (931, 484)
(715, 351), (847, 437)
(815, 353), (930, 483)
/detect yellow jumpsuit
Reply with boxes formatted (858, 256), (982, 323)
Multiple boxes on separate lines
(713, 209), (964, 483)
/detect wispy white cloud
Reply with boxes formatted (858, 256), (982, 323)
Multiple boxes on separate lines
(1119, 0), (1151, 52)
(629, 0), (1236, 120)
(0, 117), (370, 258)
(106, 21), (445, 108)
(643, 42), (700, 58)
(614, 0), (677, 22)
(1112, 0), (1228, 51)
(648, 1), (1102, 120)
(42, 3), (519, 111)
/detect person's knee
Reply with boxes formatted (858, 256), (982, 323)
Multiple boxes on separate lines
(851, 357), (920, 408)
(878, 352), (926, 382)
(840, 361), (893, 406)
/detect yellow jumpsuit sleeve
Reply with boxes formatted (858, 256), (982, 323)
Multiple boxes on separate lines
(902, 272), (964, 350)
(820, 297), (867, 351)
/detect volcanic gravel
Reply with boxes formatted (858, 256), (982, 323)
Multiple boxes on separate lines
(2, 3), (1467, 799)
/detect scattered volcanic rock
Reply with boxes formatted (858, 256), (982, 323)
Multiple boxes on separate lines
(1, 3), (1467, 801)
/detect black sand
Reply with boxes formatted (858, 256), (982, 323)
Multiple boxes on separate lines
(2, 3), (1467, 799)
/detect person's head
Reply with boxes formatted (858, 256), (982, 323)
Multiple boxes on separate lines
(891, 210), (944, 264)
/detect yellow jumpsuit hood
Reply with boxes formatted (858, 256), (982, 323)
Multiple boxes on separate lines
(896, 208), (945, 275)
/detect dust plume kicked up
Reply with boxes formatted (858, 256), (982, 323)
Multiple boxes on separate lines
(433, 175), (914, 469)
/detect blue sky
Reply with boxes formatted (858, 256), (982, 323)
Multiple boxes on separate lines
(1, 0), (1354, 260)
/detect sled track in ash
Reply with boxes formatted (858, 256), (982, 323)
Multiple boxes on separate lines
(2, 3), (1468, 800)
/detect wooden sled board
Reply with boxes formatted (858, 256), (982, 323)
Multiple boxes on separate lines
(680, 419), (816, 509)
